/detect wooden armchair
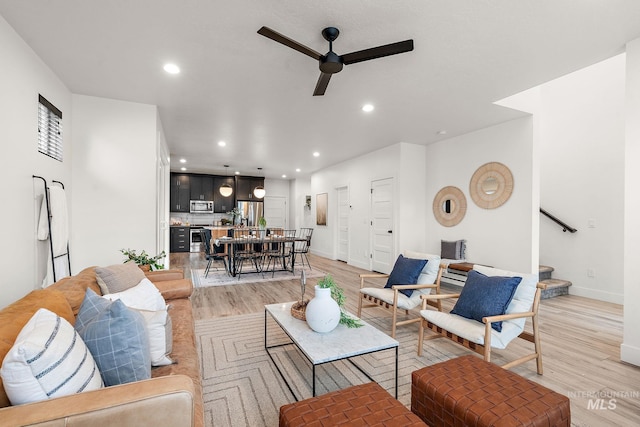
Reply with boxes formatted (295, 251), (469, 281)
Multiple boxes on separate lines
(417, 264), (547, 374)
(357, 250), (445, 338)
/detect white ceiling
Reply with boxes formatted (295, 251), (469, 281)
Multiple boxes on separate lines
(2, 1), (640, 179)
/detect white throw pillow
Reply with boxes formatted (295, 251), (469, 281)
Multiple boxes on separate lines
(102, 277), (165, 311)
(0, 308), (104, 405)
(132, 308), (173, 366)
(103, 278), (172, 366)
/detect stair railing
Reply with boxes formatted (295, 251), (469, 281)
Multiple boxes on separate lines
(540, 208), (577, 233)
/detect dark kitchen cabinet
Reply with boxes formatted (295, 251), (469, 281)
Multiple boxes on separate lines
(170, 173), (190, 212)
(235, 176), (264, 200)
(190, 174), (214, 201)
(170, 227), (190, 252)
(213, 176), (235, 212)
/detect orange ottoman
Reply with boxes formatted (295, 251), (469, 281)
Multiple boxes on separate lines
(411, 355), (570, 427)
(279, 382), (427, 427)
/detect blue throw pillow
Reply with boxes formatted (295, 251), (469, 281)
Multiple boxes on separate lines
(75, 289), (151, 386)
(384, 255), (428, 297)
(450, 270), (521, 332)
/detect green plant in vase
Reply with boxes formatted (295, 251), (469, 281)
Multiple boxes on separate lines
(316, 274), (363, 328)
(258, 216), (267, 229)
(120, 248), (166, 271)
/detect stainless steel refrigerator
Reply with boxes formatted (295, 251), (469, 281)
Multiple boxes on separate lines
(237, 201), (264, 226)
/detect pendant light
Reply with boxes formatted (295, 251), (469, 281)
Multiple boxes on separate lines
(253, 167), (266, 198)
(219, 165), (233, 197)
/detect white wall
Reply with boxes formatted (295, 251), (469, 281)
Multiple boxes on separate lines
(622, 38), (640, 366)
(0, 15), (73, 308)
(71, 95), (160, 270)
(289, 178), (313, 230)
(425, 117), (537, 273)
(310, 143), (427, 271)
(539, 54), (626, 303)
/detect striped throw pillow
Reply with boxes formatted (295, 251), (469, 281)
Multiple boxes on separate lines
(0, 308), (104, 405)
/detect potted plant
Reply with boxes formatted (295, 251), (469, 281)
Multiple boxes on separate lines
(120, 248), (166, 271)
(258, 216), (267, 229)
(308, 274), (363, 329)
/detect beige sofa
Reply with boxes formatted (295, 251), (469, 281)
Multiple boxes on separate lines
(0, 267), (203, 427)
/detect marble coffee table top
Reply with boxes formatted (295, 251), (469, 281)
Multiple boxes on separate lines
(265, 302), (398, 364)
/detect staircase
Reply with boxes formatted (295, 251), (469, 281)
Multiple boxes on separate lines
(538, 265), (572, 299)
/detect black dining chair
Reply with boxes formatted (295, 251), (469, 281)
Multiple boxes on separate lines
(292, 228), (313, 272)
(262, 229), (296, 278)
(200, 229), (229, 277)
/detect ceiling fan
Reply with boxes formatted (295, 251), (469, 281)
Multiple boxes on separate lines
(257, 26), (414, 96)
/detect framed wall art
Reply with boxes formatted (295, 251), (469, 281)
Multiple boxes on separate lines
(316, 193), (328, 226)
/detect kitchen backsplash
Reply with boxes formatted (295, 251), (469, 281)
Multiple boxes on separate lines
(170, 212), (231, 226)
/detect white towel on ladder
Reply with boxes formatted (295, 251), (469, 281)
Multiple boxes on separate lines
(38, 186), (70, 287)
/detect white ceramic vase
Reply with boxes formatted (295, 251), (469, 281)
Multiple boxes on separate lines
(305, 285), (341, 333)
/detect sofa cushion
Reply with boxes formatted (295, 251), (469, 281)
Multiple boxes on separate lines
(49, 266), (104, 315)
(441, 239), (466, 260)
(384, 255), (428, 297)
(0, 288), (75, 408)
(75, 289), (151, 386)
(0, 308), (104, 405)
(450, 270), (521, 332)
(95, 261), (146, 295)
(103, 278), (166, 311)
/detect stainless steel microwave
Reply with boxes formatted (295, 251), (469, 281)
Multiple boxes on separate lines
(190, 200), (213, 213)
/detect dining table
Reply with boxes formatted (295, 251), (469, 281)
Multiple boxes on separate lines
(213, 233), (307, 277)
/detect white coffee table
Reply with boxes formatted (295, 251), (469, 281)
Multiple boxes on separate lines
(264, 301), (399, 401)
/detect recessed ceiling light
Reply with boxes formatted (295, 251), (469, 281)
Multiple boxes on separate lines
(362, 104), (374, 112)
(179, 158), (186, 163)
(313, 152), (320, 157)
(282, 174), (287, 178)
(235, 170), (240, 175)
(163, 63), (180, 74)
(180, 167), (187, 171)
(437, 130), (447, 135)
(218, 141), (226, 147)
(296, 168), (301, 172)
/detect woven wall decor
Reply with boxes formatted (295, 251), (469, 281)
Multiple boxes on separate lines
(469, 162), (513, 209)
(433, 186), (467, 227)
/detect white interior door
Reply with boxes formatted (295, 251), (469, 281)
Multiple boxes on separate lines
(156, 137), (170, 266)
(337, 186), (349, 262)
(371, 178), (394, 273)
(264, 196), (287, 229)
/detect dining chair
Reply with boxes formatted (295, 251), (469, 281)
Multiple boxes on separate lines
(292, 228), (313, 272)
(232, 228), (262, 279)
(262, 229), (296, 277)
(200, 229), (229, 277)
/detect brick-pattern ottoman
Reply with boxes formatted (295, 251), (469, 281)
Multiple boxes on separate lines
(279, 382), (427, 427)
(411, 355), (570, 427)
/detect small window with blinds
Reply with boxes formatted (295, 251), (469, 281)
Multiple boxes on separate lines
(38, 94), (63, 161)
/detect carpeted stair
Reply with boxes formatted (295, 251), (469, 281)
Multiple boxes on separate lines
(538, 265), (571, 299)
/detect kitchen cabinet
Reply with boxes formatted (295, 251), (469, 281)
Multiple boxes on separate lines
(170, 226), (190, 252)
(170, 173), (190, 212)
(213, 176), (235, 212)
(235, 176), (264, 200)
(190, 174), (214, 201)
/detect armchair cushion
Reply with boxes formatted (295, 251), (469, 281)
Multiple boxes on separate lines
(450, 270), (521, 332)
(384, 255), (428, 297)
(360, 287), (423, 310)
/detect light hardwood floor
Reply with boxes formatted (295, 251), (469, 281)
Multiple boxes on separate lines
(172, 252), (640, 426)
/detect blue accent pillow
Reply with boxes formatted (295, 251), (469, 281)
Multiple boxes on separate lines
(75, 289), (151, 386)
(451, 270), (521, 332)
(384, 255), (428, 297)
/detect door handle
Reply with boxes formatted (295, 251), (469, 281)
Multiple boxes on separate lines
(387, 230), (393, 233)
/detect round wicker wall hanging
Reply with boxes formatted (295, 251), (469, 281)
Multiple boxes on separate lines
(433, 186), (467, 227)
(469, 162), (514, 209)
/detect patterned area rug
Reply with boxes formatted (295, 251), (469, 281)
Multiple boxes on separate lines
(195, 310), (471, 427)
(191, 265), (325, 288)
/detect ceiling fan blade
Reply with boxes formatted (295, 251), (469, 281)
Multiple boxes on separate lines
(313, 72), (332, 96)
(257, 26), (322, 60)
(342, 39), (414, 65)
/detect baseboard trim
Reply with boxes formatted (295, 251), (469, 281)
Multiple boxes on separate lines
(620, 343), (640, 367)
(568, 286), (623, 304)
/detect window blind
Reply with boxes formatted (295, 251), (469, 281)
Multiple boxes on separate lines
(38, 94), (63, 162)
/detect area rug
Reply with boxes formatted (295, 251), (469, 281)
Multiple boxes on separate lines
(191, 265), (325, 288)
(195, 311), (471, 427)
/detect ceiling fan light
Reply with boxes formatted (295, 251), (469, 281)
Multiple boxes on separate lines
(253, 186), (266, 198)
(219, 183), (233, 197)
